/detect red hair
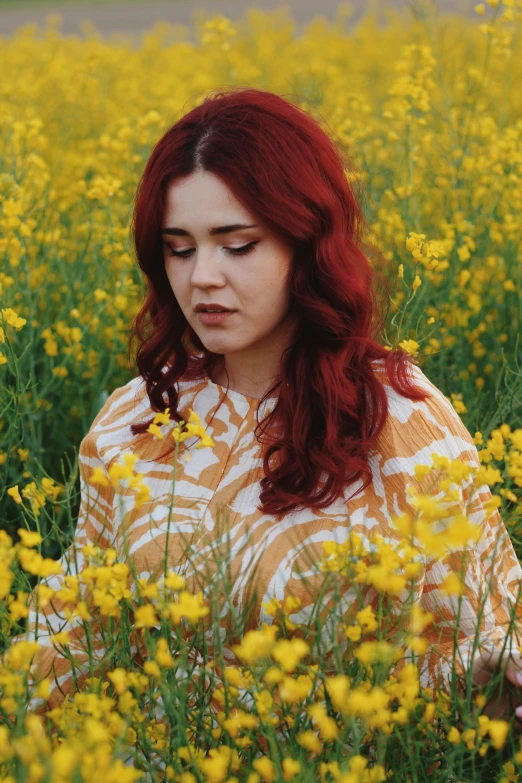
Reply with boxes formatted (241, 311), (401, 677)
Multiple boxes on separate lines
(129, 86), (431, 518)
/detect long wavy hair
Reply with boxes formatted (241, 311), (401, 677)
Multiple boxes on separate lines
(128, 86), (431, 518)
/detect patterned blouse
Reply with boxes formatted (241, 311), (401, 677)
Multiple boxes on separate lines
(21, 358), (522, 711)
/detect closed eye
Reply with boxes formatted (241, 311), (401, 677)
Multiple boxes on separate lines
(166, 241), (259, 258)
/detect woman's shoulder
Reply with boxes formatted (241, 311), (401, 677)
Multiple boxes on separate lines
(78, 376), (149, 464)
(89, 375), (149, 433)
(88, 369), (204, 431)
(371, 357), (458, 419)
(369, 358), (480, 468)
(82, 371), (210, 463)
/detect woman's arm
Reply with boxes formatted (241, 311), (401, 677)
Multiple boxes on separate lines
(14, 395), (120, 714)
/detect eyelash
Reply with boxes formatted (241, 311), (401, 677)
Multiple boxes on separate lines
(167, 241), (258, 259)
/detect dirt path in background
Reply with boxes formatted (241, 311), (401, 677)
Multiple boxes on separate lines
(0, 0), (479, 42)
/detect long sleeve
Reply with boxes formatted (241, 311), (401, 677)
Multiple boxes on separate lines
(382, 364), (522, 695)
(16, 400), (118, 714)
(416, 453), (522, 695)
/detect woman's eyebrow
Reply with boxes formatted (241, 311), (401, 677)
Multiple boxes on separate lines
(161, 224), (258, 237)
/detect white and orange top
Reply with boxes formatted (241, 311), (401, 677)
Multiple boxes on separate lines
(23, 359), (522, 709)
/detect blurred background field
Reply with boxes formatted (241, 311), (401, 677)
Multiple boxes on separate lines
(1, 0), (522, 561)
(0, 0), (487, 42)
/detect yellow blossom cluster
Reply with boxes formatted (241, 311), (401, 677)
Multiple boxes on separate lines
(7, 477), (62, 519)
(2, 449), (522, 780)
(86, 407), (214, 505)
(146, 406), (215, 461)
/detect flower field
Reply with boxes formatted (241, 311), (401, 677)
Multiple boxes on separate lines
(2, 0), (522, 780)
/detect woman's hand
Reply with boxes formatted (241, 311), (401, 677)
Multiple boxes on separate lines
(470, 644), (522, 735)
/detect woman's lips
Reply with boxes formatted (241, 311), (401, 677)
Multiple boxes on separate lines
(197, 310), (236, 325)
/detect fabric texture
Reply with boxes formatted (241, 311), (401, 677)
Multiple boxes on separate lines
(19, 359), (522, 711)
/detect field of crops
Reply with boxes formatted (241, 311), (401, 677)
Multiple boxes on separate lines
(1, 0), (522, 780)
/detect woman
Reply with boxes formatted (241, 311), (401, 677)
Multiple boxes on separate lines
(24, 87), (522, 730)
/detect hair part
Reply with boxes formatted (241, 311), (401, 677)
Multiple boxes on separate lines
(128, 86), (431, 519)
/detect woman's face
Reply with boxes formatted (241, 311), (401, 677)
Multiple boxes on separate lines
(162, 170), (297, 366)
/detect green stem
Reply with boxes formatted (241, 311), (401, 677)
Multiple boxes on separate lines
(164, 427), (181, 580)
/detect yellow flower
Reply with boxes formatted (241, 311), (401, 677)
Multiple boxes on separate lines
(56, 575), (80, 603)
(345, 685), (390, 717)
(224, 666), (250, 689)
(50, 631), (71, 646)
(152, 407), (171, 426)
(445, 515), (482, 548)
(147, 423), (164, 439)
(35, 678), (51, 700)
(488, 720), (509, 749)
(134, 604), (158, 629)
(40, 477), (62, 500)
(144, 661), (161, 679)
(8, 591), (30, 622)
(36, 583), (55, 608)
(232, 624), (278, 665)
(414, 464), (432, 481)
(252, 757), (275, 782)
(409, 605), (434, 634)
(307, 703), (339, 741)
(6, 640), (39, 671)
(197, 746), (239, 783)
(270, 638), (309, 673)
(164, 571), (186, 592)
(354, 641), (401, 667)
(1, 307), (27, 331)
(108, 451), (139, 485)
(282, 759), (301, 781)
(155, 638), (174, 668)
(356, 604), (378, 632)
(138, 579), (159, 599)
(90, 466), (110, 487)
(325, 675), (351, 712)
(461, 728), (477, 749)
(134, 481), (151, 509)
(66, 601), (91, 622)
(261, 596), (282, 617)
(17, 548), (63, 578)
(278, 674), (314, 703)
(344, 624), (362, 642)
(172, 428), (191, 444)
(0, 570), (14, 602)
(108, 668), (128, 695)
(450, 393), (468, 414)
(399, 338), (420, 355)
(296, 730), (322, 754)
(263, 666), (284, 685)
(51, 745), (78, 778)
(254, 689), (274, 719)
(17, 528), (43, 547)
(20, 481), (48, 517)
(407, 635), (429, 654)
(7, 486), (22, 504)
(165, 590), (209, 625)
